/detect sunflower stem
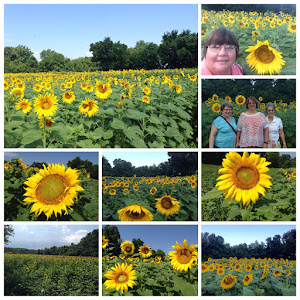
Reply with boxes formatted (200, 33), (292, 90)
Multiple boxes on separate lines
(165, 214), (168, 221)
(187, 268), (191, 283)
(43, 117), (47, 148)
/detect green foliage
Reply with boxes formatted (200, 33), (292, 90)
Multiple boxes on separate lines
(202, 164), (296, 222)
(5, 253), (98, 296)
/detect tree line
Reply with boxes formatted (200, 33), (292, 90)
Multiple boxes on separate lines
(202, 79), (296, 103)
(4, 30), (197, 73)
(202, 229), (296, 261)
(4, 229), (98, 257)
(103, 152), (198, 177)
(103, 225), (166, 258)
(202, 152), (296, 168)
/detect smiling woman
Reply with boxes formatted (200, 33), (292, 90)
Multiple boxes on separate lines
(202, 28), (244, 75)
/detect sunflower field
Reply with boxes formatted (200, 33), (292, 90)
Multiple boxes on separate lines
(202, 94), (296, 148)
(4, 68), (197, 148)
(202, 257), (296, 296)
(102, 239), (198, 296)
(202, 159), (296, 221)
(201, 8), (296, 75)
(4, 158), (98, 221)
(4, 254), (98, 296)
(102, 174), (198, 221)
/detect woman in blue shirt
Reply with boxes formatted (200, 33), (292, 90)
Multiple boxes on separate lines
(209, 101), (237, 148)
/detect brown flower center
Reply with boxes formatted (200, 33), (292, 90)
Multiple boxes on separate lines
(255, 45), (275, 63)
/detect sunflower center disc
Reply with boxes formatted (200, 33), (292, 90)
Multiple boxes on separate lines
(224, 277), (234, 284)
(177, 249), (192, 264)
(255, 45), (275, 63)
(117, 274), (127, 282)
(42, 101), (50, 109)
(161, 197), (173, 209)
(125, 246), (132, 252)
(235, 166), (259, 189)
(36, 175), (66, 204)
(143, 248), (149, 254)
(126, 210), (145, 220)
(65, 93), (71, 99)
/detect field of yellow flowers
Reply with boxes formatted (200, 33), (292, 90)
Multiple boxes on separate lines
(5, 254), (98, 296)
(202, 257), (296, 296)
(4, 68), (197, 148)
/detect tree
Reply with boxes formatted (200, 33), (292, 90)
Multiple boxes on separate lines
(102, 156), (112, 176)
(167, 152), (198, 176)
(158, 30), (198, 68)
(4, 225), (14, 245)
(67, 156), (98, 179)
(90, 37), (130, 70)
(132, 238), (144, 254)
(38, 49), (71, 72)
(112, 159), (134, 177)
(71, 57), (95, 72)
(103, 225), (122, 256)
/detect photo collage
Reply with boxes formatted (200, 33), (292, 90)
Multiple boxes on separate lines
(2, 1), (297, 298)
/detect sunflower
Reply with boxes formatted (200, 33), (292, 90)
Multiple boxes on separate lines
(94, 80), (112, 99)
(15, 99), (32, 114)
(150, 186), (157, 195)
(121, 241), (135, 255)
(220, 275), (237, 290)
(79, 98), (99, 117)
(156, 194), (180, 216)
(102, 236), (109, 249)
(243, 273), (253, 286)
(169, 239), (198, 272)
(109, 189), (116, 196)
(235, 95), (246, 106)
(104, 263), (136, 294)
(38, 117), (54, 129)
(117, 204), (153, 221)
(245, 40), (285, 75)
(288, 23), (296, 33)
(191, 181), (197, 189)
(212, 103), (221, 113)
(142, 96), (150, 104)
(217, 267), (225, 275)
(142, 86), (151, 95)
(34, 93), (58, 117)
(139, 244), (152, 258)
(273, 270), (282, 277)
(216, 152), (272, 206)
(23, 164), (84, 220)
(201, 264), (208, 273)
(234, 263), (242, 272)
(62, 91), (75, 103)
(10, 88), (24, 99)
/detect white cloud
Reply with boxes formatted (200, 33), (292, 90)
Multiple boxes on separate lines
(62, 230), (88, 244)
(5, 152), (19, 159)
(17, 225), (28, 232)
(62, 225), (70, 234)
(86, 51), (93, 57)
(33, 50), (42, 62)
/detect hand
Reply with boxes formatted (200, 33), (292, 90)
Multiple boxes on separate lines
(283, 144), (287, 148)
(263, 143), (268, 148)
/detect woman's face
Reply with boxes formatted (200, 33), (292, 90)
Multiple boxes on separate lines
(221, 106), (232, 118)
(205, 44), (236, 75)
(267, 106), (275, 117)
(247, 99), (257, 110)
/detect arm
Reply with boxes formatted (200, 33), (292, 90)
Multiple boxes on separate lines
(235, 130), (241, 148)
(279, 128), (287, 148)
(263, 127), (269, 148)
(209, 125), (218, 148)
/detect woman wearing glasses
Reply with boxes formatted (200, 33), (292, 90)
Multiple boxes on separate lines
(202, 28), (244, 75)
(209, 101), (237, 148)
(265, 103), (287, 148)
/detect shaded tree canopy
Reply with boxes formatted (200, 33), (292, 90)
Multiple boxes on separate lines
(5, 29), (197, 73)
(202, 229), (296, 261)
(67, 156), (98, 179)
(4, 225), (14, 245)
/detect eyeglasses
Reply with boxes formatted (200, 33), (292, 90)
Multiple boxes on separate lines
(208, 44), (236, 53)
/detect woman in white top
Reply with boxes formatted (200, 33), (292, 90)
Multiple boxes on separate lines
(236, 96), (269, 148)
(265, 103), (287, 148)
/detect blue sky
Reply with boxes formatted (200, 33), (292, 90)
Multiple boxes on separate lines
(202, 225), (296, 246)
(5, 4), (198, 60)
(4, 152), (98, 166)
(103, 225), (198, 253)
(6, 225), (99, 249)
(103, 151), (169, 167)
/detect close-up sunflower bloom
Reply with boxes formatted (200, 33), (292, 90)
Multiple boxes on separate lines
(169, 239), (198, 272)
(156, 194), (180, 216)
(94, 80), (112, 99)
(34, 93), (58, 117)
(62, 91), (75, 104)
(117, 204), (153, 221)
(121, 241), (135, 256)
(245, 40), (285, 75)
(15, 99), (32, 114)
(243, 273), (253, 286)
(79, 98), (99, 117)
(138, 244), (152, 258)
(216, 152), (272, 206)
(23, 163), (84, 220)
(220, 274), (237, 290)
(104, 263), (136, 294)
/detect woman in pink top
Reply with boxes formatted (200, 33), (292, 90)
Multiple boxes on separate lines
(236, 96), (269, 148)
(202, 28), (244, 75)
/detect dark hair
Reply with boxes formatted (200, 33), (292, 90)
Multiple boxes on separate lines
(245, 96), (259, 109)
(203, 28), (240, 58)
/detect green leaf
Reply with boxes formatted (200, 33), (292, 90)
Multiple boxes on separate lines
(20, 130), (42, 145)
(5, 121), (24, 131)
(281, 287), (296, 296)
(110, 119), (127, 130)
(103, 130), (113, 140)
(136, 289), (153, 296)
(243, 287), (255, 296)
(126, 109), (148, 120)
